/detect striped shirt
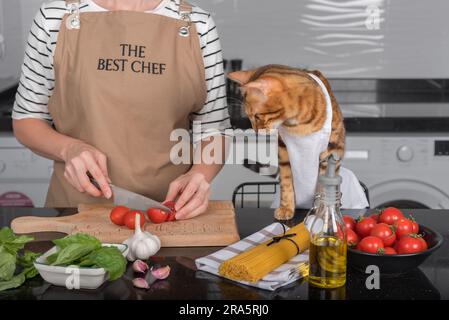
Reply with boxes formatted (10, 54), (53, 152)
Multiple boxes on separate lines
(12, 0), (231, 137)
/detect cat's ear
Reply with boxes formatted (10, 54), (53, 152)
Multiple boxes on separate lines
(245, 77), (282, 96)
(228, 70), (256, 85)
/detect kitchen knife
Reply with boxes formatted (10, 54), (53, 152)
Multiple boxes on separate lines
(88, 174), (171, 212)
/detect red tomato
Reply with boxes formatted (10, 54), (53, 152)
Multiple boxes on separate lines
(123, 210), (145, 229)
(370, 223), (396, 247)
(395, 218), (415, 240)
(369, 213), (379, 222)
(146, 201), (177, 224)
(396, 234), (424, 254)
(343, 216), (356, 230)
(409, 216), (419, 234)
(347, 229), (360, 247)
(379, 207), (404, 225)
(355, 217), (377, 238)
(163, 201), (176, 212)
(357, 236), (384, 254)
(110, 206), (130, 226)
(378, 247), (397, 255)
(417, 236), (428, 251)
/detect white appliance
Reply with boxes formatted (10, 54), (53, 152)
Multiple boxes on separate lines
(0, 133), (52, 207)
(344, 133), (449, 209)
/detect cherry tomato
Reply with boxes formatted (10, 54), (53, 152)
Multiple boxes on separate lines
(343, 216), (356, 231)
(396, 234), (424, 254)
(409, 216), (419, 234)
(110, 206), (130, 226)
(378, 247), (397, 255)
(395, 217), (415, 240)
(379, 207), (404, 225)
(357, 236), (384, 254)
(369, 213), (379, 222)
(347, 228), (360, 247)
(146, 201), (177, 224)
(417, 236), (428, 251)
(355, 217), (377, 238)
(370, 223), (396, 247)
(123, 210), (145, 229)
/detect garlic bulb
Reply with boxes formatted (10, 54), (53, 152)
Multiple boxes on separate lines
(123, 214), (161, 261)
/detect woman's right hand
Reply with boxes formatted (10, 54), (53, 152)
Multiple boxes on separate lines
(62, 141), (112, 198)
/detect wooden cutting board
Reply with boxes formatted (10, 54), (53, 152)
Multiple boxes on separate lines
(11, 201), (240, 247)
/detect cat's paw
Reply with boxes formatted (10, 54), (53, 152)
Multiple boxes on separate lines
(274, 207), (295, 221)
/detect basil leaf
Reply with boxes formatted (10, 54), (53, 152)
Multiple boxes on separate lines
(51, 243), (98, 266)
(0, 251), (16, 281)
(0, 273), (26, 292)
(0, 228), (34, 255)
(81, 247), (126, 281)
(53, 233), (101, 250)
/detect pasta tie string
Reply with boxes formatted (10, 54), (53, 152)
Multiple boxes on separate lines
(267, 223), (300, 255)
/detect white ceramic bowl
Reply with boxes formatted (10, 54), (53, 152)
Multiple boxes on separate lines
(34, 243), (129, 290)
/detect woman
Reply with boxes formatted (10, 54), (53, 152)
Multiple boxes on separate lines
(12, 0), (230, 220)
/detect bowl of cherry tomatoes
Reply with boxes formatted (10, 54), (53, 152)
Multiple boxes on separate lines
(345, 207), (443, 274)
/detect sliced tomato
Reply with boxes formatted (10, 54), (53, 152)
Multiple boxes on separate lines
(147, 201), (177, 224)
(123, 210), (146, 230)
(110, 206), (130, 226)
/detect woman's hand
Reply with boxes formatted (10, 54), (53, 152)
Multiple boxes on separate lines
(62, 141), (112, 198)
(165, 171), (211, 220)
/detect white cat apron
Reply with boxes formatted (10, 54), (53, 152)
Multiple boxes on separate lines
(272, 73), (369, 209)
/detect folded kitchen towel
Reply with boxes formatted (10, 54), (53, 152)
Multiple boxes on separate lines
(195, 223), (309, 291)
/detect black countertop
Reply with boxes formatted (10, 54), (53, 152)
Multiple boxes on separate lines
(0, 207), (448, 300)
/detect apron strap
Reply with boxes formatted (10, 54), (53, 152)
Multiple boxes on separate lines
(178, 0), (193, 14)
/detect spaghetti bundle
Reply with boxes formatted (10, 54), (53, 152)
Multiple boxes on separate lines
(219, 223), (310, 282)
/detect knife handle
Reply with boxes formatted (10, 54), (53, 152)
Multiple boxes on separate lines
(87, 172), (101, 190)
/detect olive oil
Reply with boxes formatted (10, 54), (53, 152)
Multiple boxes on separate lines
(306, 153), (347, 289)
(308, 235), (347, 288)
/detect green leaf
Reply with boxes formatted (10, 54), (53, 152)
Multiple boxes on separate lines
(45, 252), (59, 265)
(17, 251), (41, 268)
(80, 246), (126, 281)
(0, 251), (16, 281)
(0, 272), (26, 292)
(0, 228), (15, 243)
(53, 233), (101, 250)
(51, 243), (98, 266)
(0, 228), (34, 255)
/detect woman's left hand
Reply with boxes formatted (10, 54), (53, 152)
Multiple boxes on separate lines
(165, 171), (211, 220)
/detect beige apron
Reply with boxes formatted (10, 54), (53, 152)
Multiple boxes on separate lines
(45, 0), (207, 207)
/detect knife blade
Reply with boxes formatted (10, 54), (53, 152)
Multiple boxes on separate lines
(111, 184), (171, 212)
(88, 174), (171, 212)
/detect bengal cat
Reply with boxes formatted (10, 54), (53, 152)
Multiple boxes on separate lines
(228, 65), (345, 220)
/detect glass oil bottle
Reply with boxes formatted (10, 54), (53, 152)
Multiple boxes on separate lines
(307, 154), (347, 289)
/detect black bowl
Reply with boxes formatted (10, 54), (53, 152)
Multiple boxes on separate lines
(348, 224), (443, 274)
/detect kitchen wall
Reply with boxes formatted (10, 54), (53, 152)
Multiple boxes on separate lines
(195, 0), (449, 78)
(2, 0), (449, 80)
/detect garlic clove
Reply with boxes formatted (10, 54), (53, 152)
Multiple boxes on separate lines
(132, 260), (149, 273)
(151, 265), (171, 280)
(132, 277), (150, 289)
